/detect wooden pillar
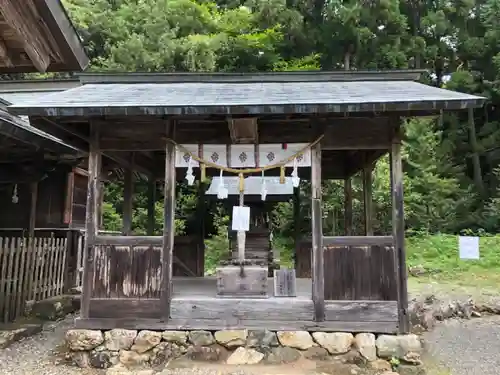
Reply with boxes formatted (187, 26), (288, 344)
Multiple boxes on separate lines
(363, 165), (373, 236)
(390, 121), (409, 333)
(311, 142), (324, 321)
(161, 127), (176, 320)
(293, 186), (300, 268)
(81, 122), (101, 319)
(196, 182), (206, 276)
(122, 156), (134, 235)
(344, 178), (353, 235)
(147, 178), (156, 235)
(28, 181), (38, 237)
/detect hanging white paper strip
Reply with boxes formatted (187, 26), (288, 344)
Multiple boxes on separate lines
(217, 169), (228, 199)
(232, 206), (250, 231)
(203, 144), (228, 168)
(175, 144), (199, 167)
(230, 144), (256, 168)
(185, 156), (195, 186)
(261, 170), (267, 201)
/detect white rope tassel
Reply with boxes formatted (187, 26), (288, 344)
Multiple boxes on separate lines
(291, 157), (300, 187)
(217, 169), (228, 199)
(12, 184), (18, 204)
(185, 156), (195, 186)
(261, 170), (267, 201)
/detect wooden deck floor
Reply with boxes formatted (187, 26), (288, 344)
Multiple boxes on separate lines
(79, 276), (399, 333)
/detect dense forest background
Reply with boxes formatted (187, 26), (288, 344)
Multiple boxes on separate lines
(28, 0), (500, 267)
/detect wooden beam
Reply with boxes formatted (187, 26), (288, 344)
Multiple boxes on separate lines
(228, 117), (258, 143)
(311, 142), (324, 322)
(81, 121), (101, 319)
(390, 119), (409, 334)
(363, 165), (374, 235)
(323, 236), (393, 247)
(122, 155), (134, 235)
(0, 38), (13, 67)
(161, 120), (176, 321)
(30, 117), (155, 177)
(94, 235), (162, 247)
(147, 179), (156, 235)
(0, 0), (52, 72)
(344, 178), (353, 235)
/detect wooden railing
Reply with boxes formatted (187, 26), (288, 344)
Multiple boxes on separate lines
(0, 236), (67, 323)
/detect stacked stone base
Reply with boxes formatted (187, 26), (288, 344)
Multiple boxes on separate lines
(65, 329), (426, 375)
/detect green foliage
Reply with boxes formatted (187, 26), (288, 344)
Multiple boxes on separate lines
(58, 0), (500, 267)
(407, 234), (500, 287)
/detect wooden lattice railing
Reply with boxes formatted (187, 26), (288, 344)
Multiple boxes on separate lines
(0, 236), (68, 323)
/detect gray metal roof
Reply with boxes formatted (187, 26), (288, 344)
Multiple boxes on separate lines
(8, 79), (486, 117)
(0, 81), (82, 155)
(0, 108), (81, 155)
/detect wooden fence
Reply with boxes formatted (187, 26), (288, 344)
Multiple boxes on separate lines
(0, 236), (68, 323)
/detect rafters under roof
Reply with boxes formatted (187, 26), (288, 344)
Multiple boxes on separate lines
(0, 0), (88, 73)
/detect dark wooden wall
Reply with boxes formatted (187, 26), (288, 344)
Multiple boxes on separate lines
(323, 245), (398, 300)
(0, 183), (31, 229)
(71, 172), (88, 229)
(92, 235), (204, 298)
(296, 240), (312, 278)
(36, 169), (67, 228)
(295, 240), (398, 301)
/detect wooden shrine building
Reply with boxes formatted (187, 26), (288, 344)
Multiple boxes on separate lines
(8, 71), (485, 333)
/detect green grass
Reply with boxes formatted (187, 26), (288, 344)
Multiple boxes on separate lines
(406, 234), (500, 290)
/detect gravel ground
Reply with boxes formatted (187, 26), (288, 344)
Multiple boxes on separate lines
(423, 316), (500, 375)
(0, 315), (99, 375)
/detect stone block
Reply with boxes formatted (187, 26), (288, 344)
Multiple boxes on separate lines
(277, 331), (313, 350)
(214, 329), (248, 348)
(66, 329), (104, 351)
(226, 347), (264, 365)
(131, 330), (161, 353)
(216, 265), (268, 298)
(312, 332), (353, 354)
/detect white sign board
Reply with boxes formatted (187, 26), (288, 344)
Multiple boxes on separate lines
(459, 236), (480, 260)
(232, 206), (250, 231)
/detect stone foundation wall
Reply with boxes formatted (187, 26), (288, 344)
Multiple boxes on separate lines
(66, 329), (425, 374)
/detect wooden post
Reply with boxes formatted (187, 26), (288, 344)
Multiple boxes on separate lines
(363, 165), (373, 236)
(311, 142), (324, 321)
(123, 156), (134, 235)
(293, 186), (300, 267)
(147, 178), (156, 235)
(344, 178), (353, 235)
(196, 182), (206, 276)
(237, 190), (246, 262)
(28, 181), (38, 237)
(161, 124), (175, 321)
(390, 121), (409, 333)
(81, 122), (100, 319)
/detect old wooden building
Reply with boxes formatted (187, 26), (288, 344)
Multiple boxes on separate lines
(0, 0), (90, 322)
(9, 70), (485, 333)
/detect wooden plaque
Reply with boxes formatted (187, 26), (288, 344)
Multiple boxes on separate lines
(216, 265), (268, 298)
(273, 268), (297, 297)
